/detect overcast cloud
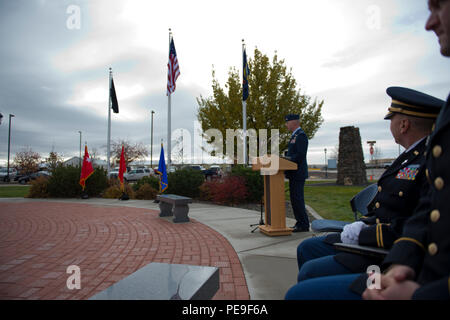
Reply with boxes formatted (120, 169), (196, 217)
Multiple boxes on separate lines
(0, 0), (449, 167)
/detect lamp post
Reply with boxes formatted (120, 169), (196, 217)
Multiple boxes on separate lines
(324, 148), (327, 178)
(6, 114), (15, 182)
(151, 110), (155, 168)
(78, 131), (82, 167)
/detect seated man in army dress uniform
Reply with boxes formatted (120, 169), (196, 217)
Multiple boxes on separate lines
(293, 87), (444, 283)
(285, 0), (450, 300)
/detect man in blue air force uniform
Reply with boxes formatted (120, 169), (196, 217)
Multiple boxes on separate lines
(284, 114), (310, 232)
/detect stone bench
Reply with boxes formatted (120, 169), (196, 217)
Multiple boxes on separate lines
(157, 194), (192, 223)
(89, 262), (219, 300)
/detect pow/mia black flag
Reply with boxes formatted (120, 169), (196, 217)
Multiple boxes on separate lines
(110, 78), (119, 113)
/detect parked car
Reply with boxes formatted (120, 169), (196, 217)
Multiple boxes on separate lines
(167, 166), (176, 173)
(123, 168), (150, 181)
(18, 171), (51, 184)
(203, 165), (223, 179)
(185, 165), (206, 172)
(0, 168), (17, 182)
(382, 162), (393, 169)
(108, 169), (119, 179)
(144, 168), (155, 176)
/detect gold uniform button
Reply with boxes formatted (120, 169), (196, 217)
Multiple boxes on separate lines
(414, 151), (419, 156)
(430, 210), (440, 223)
(428, 243), (438, 256)
(375, 202), (380, 209)
(399, 191), (404, 197)
(378, 186), (382, 192)
(434, 177), (444, 190)
(426, 169), (429, 179)
(432, 145), (442, 158)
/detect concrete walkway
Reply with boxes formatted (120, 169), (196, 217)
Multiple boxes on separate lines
(0, 198), (313, 300)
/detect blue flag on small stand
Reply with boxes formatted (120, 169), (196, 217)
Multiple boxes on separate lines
(156, 144), (168, 192)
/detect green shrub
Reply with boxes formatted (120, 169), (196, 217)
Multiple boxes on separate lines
(103, 183), (135, 199)
(47, 165), (108, 198)
(166, 168), (205, 198)
(230, 165), (264, 202)
(47, 165), (81, 197)
(26, 176), (50, 198)
(133, 176), (160, 192)
(199, 181), (214, 201)
(103, 185), (122, 199)
(135, 183), (157, 200)
(84, 167), (109, 197)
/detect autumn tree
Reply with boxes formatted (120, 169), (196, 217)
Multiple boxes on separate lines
(197, 48), (324, 160)
(111, 139), (148, 167)
(14, 147), (41, 174)
(45, 151), (63, 172)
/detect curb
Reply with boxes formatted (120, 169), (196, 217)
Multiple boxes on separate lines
(305, 204), (323, 220)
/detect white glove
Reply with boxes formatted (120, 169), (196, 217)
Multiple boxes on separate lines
(340, 221), (369, 244)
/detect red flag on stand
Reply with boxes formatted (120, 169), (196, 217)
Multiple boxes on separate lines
(118, 145), (126, 191)
(79, 145), (94, 191)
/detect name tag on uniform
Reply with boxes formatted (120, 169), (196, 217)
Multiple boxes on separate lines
(396, 164), (420, 180)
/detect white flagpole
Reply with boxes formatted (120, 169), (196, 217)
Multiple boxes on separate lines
(107, 67), (112, 174)
(167, 29), (172, 168)
(242, 40), (247, 166)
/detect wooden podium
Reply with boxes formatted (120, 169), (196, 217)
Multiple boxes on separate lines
(252, 155), (297, 236)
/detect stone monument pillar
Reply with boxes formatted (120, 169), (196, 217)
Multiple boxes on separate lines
(337, 126), (367, 185)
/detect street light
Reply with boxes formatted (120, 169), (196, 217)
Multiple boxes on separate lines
(6, 114), (15, 182)
(324, 148), (327, 178)
(78, 131), (82, 167)
(151, 110), (155, 168)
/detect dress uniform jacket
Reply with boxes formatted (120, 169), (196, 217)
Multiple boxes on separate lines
(380, 94), (450, 300)
(332, 138), (429, 272)
(285, 127), (308, 180)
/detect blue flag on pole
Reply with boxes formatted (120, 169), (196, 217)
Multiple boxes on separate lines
(156, 144), (168, 192)
(243, 48), (250, 101)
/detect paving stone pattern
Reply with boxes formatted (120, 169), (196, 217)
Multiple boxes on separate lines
(0, 202), (249, 300)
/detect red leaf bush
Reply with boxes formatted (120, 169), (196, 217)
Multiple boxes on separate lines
(200, 176), (248, 205)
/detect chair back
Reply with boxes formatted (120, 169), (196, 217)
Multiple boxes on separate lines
(350, 184), (378, 220)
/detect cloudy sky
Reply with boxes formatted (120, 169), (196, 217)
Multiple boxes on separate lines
(0, 0), (449, 167)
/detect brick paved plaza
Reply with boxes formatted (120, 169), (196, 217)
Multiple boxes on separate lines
(0, 201), (249, 300)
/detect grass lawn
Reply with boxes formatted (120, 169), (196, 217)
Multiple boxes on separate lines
(304, 180), (333, 185)
(286, 181), (368, 221)
(0, 185), (31, 198)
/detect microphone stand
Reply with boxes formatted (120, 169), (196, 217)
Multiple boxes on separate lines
(250, 197), (265, 233)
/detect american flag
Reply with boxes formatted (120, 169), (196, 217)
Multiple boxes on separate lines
(167, 38), (180, 96)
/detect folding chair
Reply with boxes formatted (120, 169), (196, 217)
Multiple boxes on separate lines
(311, 183), (378, 233)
